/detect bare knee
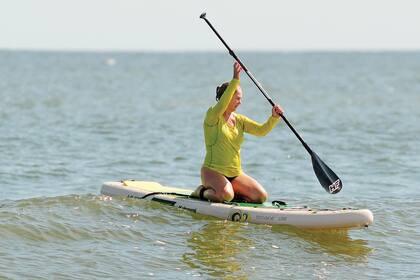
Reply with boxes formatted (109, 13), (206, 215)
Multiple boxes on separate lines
(200, 184), (234, 203)
(222, 188), (235, 202)
(213, 187), (234, 202)
(200, 167), (234, 202)
(206, 185), (234, 202)
(256, 190), (268, 203)
(249, 189), (268, 203)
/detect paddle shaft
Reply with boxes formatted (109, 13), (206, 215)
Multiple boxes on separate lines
(200, 12), (343, 194)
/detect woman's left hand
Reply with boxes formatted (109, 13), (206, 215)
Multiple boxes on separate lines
(272, 104), (284, 118)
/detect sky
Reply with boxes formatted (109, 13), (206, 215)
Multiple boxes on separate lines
(1, 0), (420, 52)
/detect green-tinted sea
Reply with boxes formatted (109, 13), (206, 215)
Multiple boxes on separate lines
(1, 51), (419, 279)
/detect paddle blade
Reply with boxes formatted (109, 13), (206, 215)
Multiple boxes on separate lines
(310, 151), (342, 194)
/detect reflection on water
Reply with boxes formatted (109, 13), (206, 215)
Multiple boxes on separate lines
(182, 220), (373, 279)
(271, 225), (373, 259)
(183, 221), (253, 279)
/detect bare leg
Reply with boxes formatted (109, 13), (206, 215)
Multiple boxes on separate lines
(231, 172), (268, 203)
(191, 167), (234, 202)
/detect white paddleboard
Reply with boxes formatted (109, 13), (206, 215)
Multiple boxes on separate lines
(101, 180), (373, 230)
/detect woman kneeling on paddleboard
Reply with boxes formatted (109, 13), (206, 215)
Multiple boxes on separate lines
(192, 62), (284, 203)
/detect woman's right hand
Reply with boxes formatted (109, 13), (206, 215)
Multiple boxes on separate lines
(272, 104), (284, 118)
(233, 61), (242, 79)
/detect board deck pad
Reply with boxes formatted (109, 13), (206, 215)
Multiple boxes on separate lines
(123, 180), (285, 208)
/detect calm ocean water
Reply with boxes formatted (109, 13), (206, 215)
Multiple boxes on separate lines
(0, 51), (419, 279)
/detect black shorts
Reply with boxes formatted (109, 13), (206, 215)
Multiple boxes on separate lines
(225, 176), (237, 182)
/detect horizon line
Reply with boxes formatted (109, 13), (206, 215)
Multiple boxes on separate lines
(1, 47), (420, 54)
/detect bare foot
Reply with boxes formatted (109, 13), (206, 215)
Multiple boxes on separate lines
(190, 185), (206, 198)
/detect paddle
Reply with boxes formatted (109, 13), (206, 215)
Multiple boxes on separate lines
(199, 12), (342, 194)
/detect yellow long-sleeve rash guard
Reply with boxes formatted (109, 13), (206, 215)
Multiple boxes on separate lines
(202, 78), (280, 177)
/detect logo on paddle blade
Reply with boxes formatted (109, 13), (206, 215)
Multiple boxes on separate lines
(329, 179), (342, 193)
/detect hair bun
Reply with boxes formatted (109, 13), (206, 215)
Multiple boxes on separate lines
(215, 81), (230, 101)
